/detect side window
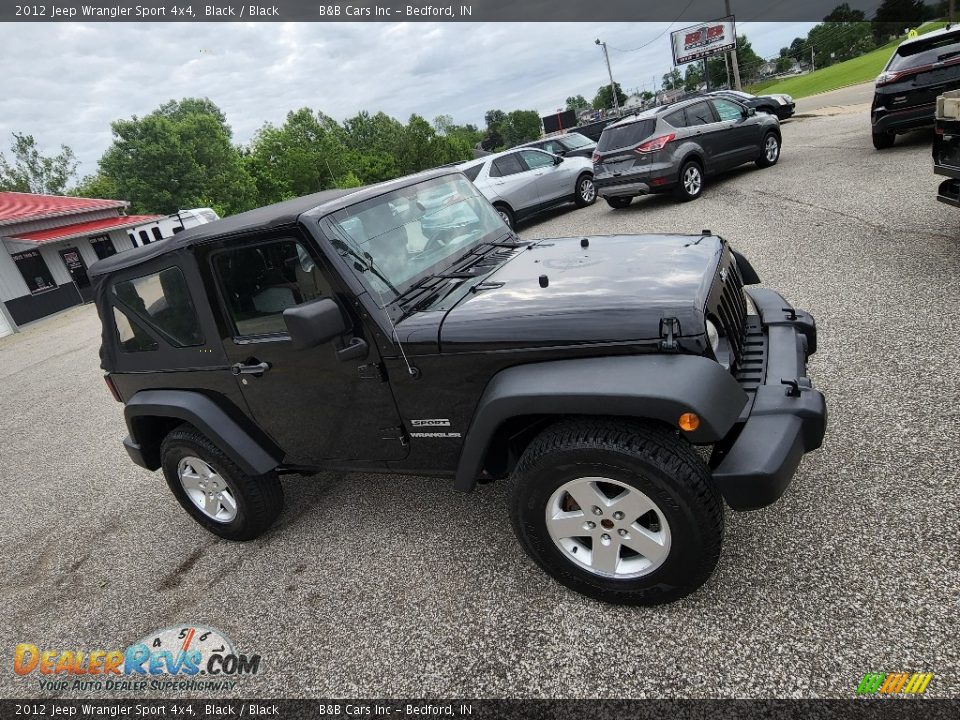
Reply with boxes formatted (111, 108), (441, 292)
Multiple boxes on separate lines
(113, 307), (158, 353)
(712, 99), (745, 122)
(685, 103), (716, 127)
(214, 240), (329, 337)
(490, 153), (526, 178)
(151, 227), (163, 241)
(664, 110), (687, 128)
(113, 267), (204, 347)
(463, 164), (482, 182)
(519, 150), (555, 170)
(541, 140), (561, 154)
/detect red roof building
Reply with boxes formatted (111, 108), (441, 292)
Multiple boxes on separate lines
(0, 191), (163, 335)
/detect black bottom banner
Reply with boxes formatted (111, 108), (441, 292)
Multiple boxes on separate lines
(2, 699), (959, 720)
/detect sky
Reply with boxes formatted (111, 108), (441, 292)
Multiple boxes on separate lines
(0, 21), (816, 178)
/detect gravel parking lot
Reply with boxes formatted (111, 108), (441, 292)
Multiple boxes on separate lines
(1, 106), (958, 699)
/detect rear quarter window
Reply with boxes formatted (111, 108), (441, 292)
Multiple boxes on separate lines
(597, 119), (656, 151)
(463, 164), (483, 182)
(112, 266), (203, 348)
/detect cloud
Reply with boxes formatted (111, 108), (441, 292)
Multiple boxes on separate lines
(0, 21), (815, 177)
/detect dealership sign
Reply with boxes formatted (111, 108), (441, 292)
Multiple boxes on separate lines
(671, 17), (737, 66)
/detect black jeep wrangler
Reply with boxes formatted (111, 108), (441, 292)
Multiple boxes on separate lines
(91, 168), (826, 605)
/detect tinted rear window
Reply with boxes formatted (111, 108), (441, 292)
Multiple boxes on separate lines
(889, 33), (960, 71)
(597, 120), (656, 152)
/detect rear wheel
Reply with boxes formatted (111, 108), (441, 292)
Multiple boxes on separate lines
(574, 174), (597, 207)
(675, 160), (704, 202)
(160, 427), (283, 541)
(509, 418), (723, 605)
(756, 132), (781, 168)
(605, 196), (633, 209)
(493, 203), (515, 230)
(872, 131), (895, 150)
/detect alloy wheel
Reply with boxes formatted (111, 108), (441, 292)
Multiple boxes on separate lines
(545, 477), (671, 579)
(765, 135), (780, 163)
(580, 177), (596, 203)
(683, 166), (702, 196)
(178, 456), (238, 523)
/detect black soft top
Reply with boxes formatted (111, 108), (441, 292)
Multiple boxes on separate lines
(88, 167), (458, 278)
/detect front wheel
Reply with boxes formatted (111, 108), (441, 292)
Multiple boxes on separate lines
(574, 174), (597, 207)
(160, 427), (283, 541)
(756, 132), (781, 168)
(509, 419), (723, 605)
(674, 160), (704, 202)
(493, 203), (515, 230)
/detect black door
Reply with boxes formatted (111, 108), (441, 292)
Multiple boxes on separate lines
(204, 235), (407, 466)
(59, 247), (93, 302)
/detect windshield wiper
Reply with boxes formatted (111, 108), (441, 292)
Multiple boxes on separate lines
(333, 238), (399, 296)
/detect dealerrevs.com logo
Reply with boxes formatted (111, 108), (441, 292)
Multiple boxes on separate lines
(14, 624), (262, 693)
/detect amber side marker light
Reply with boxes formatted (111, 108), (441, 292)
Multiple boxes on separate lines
(678, 413), (700, 432)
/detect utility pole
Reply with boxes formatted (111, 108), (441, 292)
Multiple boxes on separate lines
(725, 0), (742, 90)
(596, 38), (621, 117)
(811, 47), (816, 73)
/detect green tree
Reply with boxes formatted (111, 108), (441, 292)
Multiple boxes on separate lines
(684, 63), (704, 91)
(482, 109), (541, 151)
(661, 68), (683, 91)
(592, 82), (627, 110)
(0, 132), (78, 195)
(95, 98), (254, 216)
(872, 0), (926, 43)
(565, 95), (591, 111)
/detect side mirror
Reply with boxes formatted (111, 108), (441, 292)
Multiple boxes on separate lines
(283, 298), (347, 350)
(554, 155), (564, 165)
(746, 107), (756, 117)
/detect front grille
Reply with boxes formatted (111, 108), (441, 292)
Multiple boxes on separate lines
(710, 253), (748, 370)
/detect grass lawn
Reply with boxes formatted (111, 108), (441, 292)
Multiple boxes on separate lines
(746, 21), (948, 99)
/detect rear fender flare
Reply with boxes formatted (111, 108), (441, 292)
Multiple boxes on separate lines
(124, 390), (280, 476)
(454, 355), (747, 491)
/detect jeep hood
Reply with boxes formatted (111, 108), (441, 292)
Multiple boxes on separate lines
(438, 234), (723, 351)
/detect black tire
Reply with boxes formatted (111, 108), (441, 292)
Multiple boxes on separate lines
(605, 196), (633, 209)
(674, 159), (704, 202)
(493, 203), (515, 230)
(509, 418), (723, 606)
(574, 173), (597, 208)
(872, 131), (895, 150)
(160, 426), (283, 541)
(756, 131), (781, 168)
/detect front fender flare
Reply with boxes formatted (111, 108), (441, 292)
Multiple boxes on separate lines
(124, 390), (281, 476)
(454, 354), (747, 492)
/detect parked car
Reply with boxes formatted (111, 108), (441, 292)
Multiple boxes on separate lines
(516, 131), (598, 158)
(458, 147), (595, 229)
(934, 89), (960, 206)
(710, 89), (796, 120)
(872, 25), (960, 149)
(593, 96), (782, 209)
(89, 168), (825, 606)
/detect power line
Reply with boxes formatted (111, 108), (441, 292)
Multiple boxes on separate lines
(606, 0), (697, 53)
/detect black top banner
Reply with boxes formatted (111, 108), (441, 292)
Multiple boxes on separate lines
(0, 0), (946, 23)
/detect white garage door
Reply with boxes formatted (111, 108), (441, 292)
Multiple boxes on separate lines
(0, 305), (13, 339)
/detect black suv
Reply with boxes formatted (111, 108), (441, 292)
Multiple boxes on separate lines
(91, 169), (826, 606)
(872, 25), (960, 149)
(592, 96), (782, 208)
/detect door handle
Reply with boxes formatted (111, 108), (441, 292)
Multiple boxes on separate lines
(337, 337), (368, 362)
(232, 361), (271, 376)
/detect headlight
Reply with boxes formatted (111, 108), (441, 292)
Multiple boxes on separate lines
(705, 319), (720, 355)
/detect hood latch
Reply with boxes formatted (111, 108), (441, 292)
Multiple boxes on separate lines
(659, 317), (681, 352)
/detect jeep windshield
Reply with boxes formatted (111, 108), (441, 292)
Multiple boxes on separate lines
(325, 174), (507, 303)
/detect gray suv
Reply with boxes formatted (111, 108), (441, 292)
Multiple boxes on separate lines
(593, 96), (782, 208)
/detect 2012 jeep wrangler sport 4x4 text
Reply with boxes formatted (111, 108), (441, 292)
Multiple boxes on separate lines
(91, 168), (826, 605)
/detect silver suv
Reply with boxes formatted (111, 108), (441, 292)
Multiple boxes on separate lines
(593, 96), (782, 209)
(459, 148), (596, 229)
